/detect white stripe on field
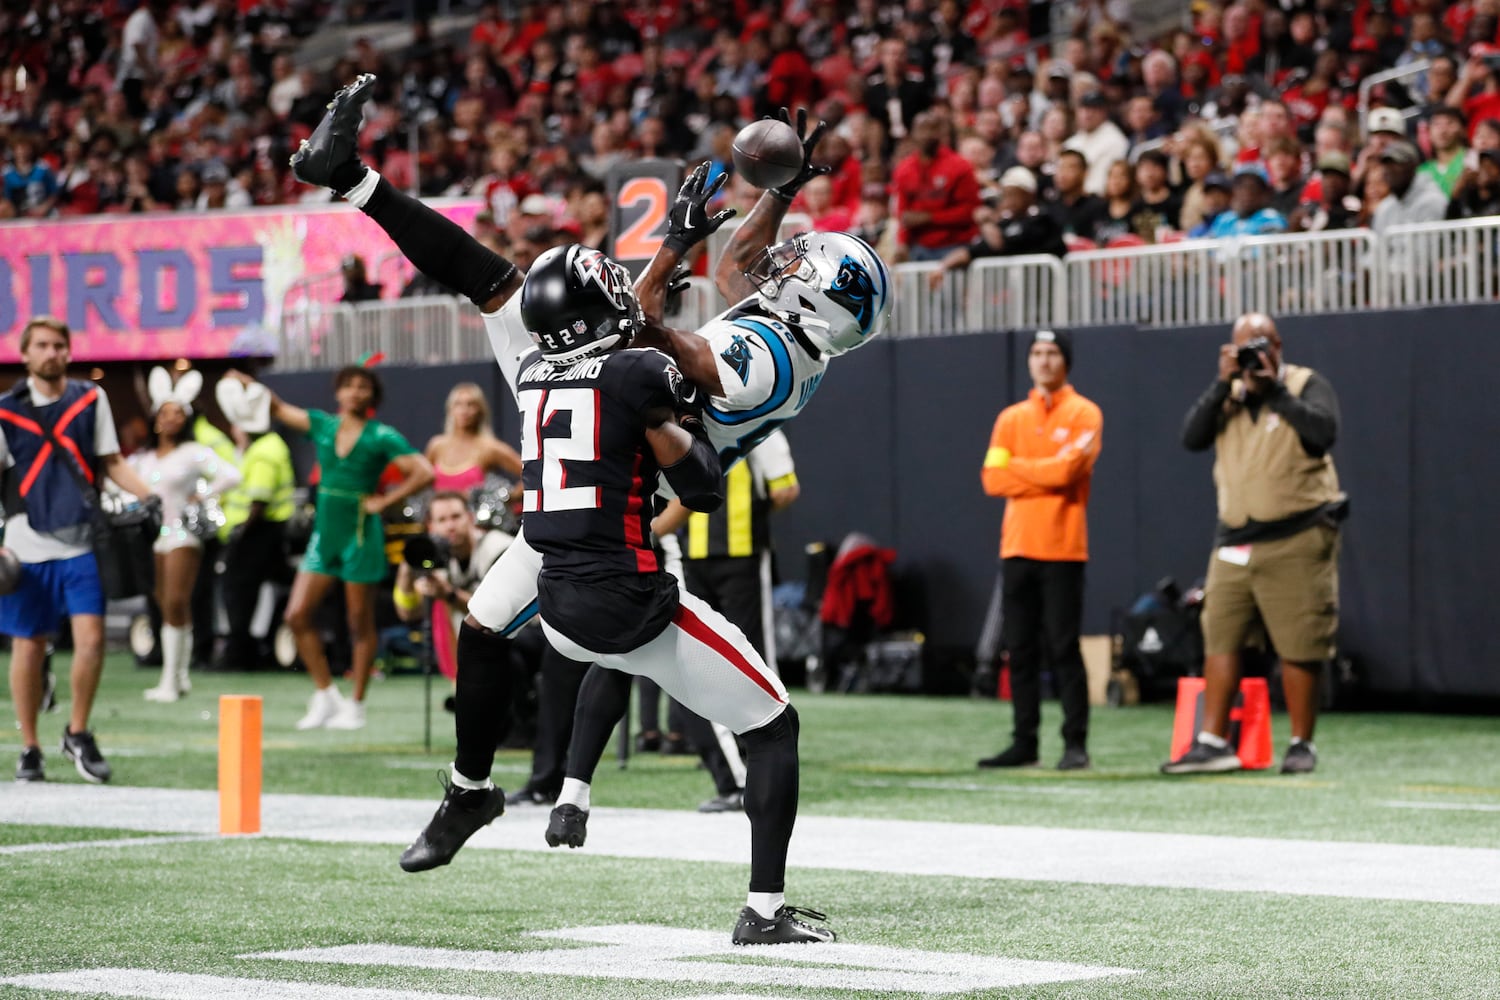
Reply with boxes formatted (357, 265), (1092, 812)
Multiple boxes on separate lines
(6, 783), (1500, 905)
(0, 969), (499, 1000)
(1380, 800), (1500, 813)
(0, 833), (218, 855)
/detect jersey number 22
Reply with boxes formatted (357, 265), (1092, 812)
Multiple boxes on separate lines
(517, 388), (602, 513)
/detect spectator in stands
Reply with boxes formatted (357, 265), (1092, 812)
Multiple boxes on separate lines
(1447, 147), (1500, 219)
(339, 255), (382, 303)
(1186, 172), (1233, 238)
(1447, 50), (1500, 139)
(1371, 141), (1449, 233)
(1207, 163), (1287, 238)
(198, 162), (251, 211)
(1130, 149), (1181, 239)
(928, 167), (1066, 289)
(1176, 129), (1226, 233)
(852, 182), (897, 261)
(1292, 153), (1357, 232)
(1142, 50), (1185, 132)
(977, 328), (1101, 772)
(867, 36), (930, 146)
(1266, 137), (1307, 219)
(1043, 149), (1107, 242)
(1164, 313), (1344, 777)
(893, 110), (980, 261)
(118, 0), (168, 117)
(1424, 55), (1459, 110)
(3, 135), (59, 217)
(1093, 159), (1139, 245)
(1065, 92), (1128, 196)
(1421, 107), (1470, 198)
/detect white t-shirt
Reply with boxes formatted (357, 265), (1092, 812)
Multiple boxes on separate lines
(0, 378), (121, 563)
(118, 7), (160, 83)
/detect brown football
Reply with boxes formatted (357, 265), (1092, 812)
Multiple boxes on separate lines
(731, 119), (805, 190)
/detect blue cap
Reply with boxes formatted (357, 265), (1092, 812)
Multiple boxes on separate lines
(1232, 162), (1270, 186)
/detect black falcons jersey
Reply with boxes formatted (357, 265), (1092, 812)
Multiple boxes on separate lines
(516, 345), (691, 579)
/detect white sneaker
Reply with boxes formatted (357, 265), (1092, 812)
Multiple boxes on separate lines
(324, 698), (366, 731)
(295, 687), (340, 730)
(175, 663), (192, 695)
(144, 682), (180, 703)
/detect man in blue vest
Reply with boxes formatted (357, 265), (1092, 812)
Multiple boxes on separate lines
(0, 316), (155, 783)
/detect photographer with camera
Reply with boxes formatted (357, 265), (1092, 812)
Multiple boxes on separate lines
(1163, 313), (1345, 776)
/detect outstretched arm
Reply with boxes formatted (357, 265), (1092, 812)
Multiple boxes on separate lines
(713, 108), (832, 304)
(225, 370), (310, 434)
(636, 162), (734, 320)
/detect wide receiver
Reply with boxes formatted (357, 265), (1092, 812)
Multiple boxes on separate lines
(291, 75), (891, 943)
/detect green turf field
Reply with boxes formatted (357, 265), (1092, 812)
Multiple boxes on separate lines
(3, 654), (1499, 999)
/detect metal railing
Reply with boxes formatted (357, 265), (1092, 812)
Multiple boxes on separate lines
(1357, 60), (1432, 136)
(271, 221), (1500, 367)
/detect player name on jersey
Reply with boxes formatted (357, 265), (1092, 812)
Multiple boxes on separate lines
(519, 355), (610, 383)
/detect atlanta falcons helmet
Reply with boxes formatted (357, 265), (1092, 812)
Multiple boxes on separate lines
(520, 244), (644, 362)
(742, 231), (892, 357)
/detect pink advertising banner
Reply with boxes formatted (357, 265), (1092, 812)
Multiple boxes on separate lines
(0, 199), (480, 363)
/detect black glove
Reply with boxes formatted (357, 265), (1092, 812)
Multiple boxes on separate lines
(663, 261), (692, 317)
(662, 162), (735, 256)
(769, 107), (832, 203)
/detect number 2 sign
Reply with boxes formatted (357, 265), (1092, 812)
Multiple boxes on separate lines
(606, 158), (682, 279)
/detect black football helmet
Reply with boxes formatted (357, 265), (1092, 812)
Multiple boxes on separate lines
(519, 244), (643, 362)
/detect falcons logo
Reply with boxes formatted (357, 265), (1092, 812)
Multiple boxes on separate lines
(572, 247), (631, 312)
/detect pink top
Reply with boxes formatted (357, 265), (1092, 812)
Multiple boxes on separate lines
(433, 464), (485, 494)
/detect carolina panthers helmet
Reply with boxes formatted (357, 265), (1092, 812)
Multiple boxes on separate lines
(520, 244), (644, 362)
(742, 231), (891, 357)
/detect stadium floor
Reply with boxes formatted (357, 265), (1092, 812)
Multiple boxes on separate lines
(2, 658), (1498, 998)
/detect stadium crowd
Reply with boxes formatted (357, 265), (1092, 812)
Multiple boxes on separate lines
(5, 0), (1500, 269)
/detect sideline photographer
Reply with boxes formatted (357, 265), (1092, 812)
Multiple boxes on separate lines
(1163, 313), (1346, 776)
(394, 491), (510, 663)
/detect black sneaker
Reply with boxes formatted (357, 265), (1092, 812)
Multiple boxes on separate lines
(545, 803), (589, 848)
(16, 746), (44, 782)
(1056, 746), (1091, 771)
(661, 733), (692, 755)
(1161, 737), (1243, 775)
(732, 905), (836, 945)
(505, 786), (556, 807)
(60, 727), (111, 783)
(977, 744), (1039, 768)
(290, 73), (375, 192)
(399, 775), (506, 873)
(698, 790), (744, 813)
(1280, 741), (1317, 774)
(634, 731), (661, 753)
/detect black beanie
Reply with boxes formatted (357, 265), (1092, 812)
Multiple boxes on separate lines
(1034, 328), (1073, 370)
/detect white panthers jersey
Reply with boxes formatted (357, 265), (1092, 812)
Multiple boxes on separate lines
(482, 295), (828, 470)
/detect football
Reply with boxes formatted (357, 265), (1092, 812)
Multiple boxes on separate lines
(0, 547), (21, 596)
(731, 119), (804, 190)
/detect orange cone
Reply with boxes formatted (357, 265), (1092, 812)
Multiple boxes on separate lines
(1168, 676), (1275, 770)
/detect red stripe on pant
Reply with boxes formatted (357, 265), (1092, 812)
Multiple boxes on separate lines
(671, 601), (784, 704)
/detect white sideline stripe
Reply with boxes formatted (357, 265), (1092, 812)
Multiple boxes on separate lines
(247, 929), (1137, 992)
(6, 784), (1500, 905)
(0, 969), (497, 1000)
(851, 778), (1095, 795)
(1381, 800), (1500, 813)
(0, 833), (217, 855)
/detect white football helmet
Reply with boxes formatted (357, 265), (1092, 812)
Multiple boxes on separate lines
(743, 231), (892, 357)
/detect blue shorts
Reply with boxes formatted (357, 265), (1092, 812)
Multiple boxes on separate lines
(0, 553), (106, 638)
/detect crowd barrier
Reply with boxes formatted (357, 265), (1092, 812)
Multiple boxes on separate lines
(270, 220), (1500, 369)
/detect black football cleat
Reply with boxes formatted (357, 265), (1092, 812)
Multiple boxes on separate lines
(732, 905), (837, 945)
(16, 746), (44, 782)
(60, 727), (111, 783)
(545, 803), (589, 848)
(290, 72), (376, 192)
(399, 775), (506, 872)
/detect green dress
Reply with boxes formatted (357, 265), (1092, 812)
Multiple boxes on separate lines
(300, 410), (416, 584)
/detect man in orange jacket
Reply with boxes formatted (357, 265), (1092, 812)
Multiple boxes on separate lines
(978, 329), (1102, 771)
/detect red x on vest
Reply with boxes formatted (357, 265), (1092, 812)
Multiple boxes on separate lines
(0, 387), (99, 497)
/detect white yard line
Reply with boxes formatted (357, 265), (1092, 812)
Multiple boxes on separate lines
(1380, 800), (1500, 813)
(0, 970), (507, 1000)
(5, 783), (1500, 905)
(0, 833), (218, 855)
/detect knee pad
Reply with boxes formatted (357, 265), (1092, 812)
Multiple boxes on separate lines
(740, 703), (798, 750)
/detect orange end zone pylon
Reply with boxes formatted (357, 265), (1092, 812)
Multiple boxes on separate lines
(218, 695), (262, 835)
(1169, 676), (1273, 770)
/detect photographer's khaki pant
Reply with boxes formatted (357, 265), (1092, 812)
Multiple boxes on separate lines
(1201, 525), (1339, 663)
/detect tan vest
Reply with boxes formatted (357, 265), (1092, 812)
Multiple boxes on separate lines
(1213, 364), (1342, 528)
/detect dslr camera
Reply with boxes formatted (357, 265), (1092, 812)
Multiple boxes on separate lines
(402, 533), (451, 577)
(1236, 336), (1272, 372)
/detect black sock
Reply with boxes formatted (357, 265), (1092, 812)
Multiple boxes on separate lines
(362, 176), (517, 307)
(562, 665), (633, 784)
(740, 704), (800, 894)
(454, 623), (513, 782)
(529, 647), (591, 792)
(331, 161), (367, 197)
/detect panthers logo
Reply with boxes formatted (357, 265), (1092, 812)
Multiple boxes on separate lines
(825, 255), (877, 334)
(719, 334), (753, 386)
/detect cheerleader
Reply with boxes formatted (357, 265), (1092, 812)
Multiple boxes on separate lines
(134, 368), (241, 702)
